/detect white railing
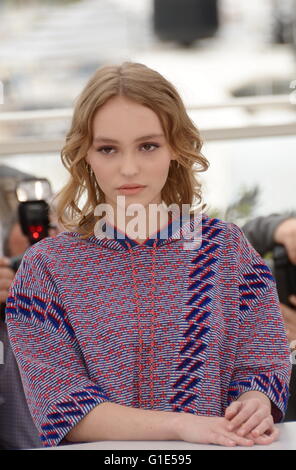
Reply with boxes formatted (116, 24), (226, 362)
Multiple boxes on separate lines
(0, 95), (295, 155)
(0, 95), (293, 121)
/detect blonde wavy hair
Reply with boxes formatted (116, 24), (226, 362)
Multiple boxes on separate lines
(55, 61), (209, 237)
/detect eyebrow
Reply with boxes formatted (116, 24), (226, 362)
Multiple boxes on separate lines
(93, 134), (165, 143)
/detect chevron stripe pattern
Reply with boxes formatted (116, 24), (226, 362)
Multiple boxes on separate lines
(170, 218), (222, 414)
(239, 263), (276, 322)
(228, 373), (290, 407)
(5, 214), (292, 447)
(6, 293), (75, 341)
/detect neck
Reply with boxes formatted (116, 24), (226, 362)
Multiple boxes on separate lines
(107, 202), (172, 242)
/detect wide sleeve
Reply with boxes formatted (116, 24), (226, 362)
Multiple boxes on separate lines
(5, 245), (110, 448)
(225, 223), (292, 423)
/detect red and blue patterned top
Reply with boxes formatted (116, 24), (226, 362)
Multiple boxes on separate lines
(5, 214), (292, 447)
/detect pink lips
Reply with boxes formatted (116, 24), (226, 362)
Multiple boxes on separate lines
(118, 184), (146, 189)
(117, 185), (146, 195)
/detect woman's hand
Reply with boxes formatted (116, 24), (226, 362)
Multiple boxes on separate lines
(177, 414), (255, 447)
(224, 391), (279, 445)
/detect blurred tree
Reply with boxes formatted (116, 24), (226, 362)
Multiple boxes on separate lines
(208, 185), (260, 227)
(207, 185), (275, 264)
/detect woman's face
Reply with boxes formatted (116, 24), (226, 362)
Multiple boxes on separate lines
(86, 95), (176, 217)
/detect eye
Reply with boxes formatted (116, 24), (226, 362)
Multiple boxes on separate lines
(96, 146), (116, 155)
(140, 143), (159, 152)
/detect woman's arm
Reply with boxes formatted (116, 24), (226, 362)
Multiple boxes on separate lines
(66, 402), (180, 442)
(66, 401), (256, 447)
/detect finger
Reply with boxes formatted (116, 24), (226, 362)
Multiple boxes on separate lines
(236, 408), (271, 437)
(217, 420), (255, 447)
(229, 433), (254, 447)
(211, 431), (254, 448)
(226, 431), (254, 447)
(250, 427), (279, 446)
(224, 401), (242, 420)
(211, 432), (236, 447)
(227, 402), (257, 431)
(250, 416), (274, 438)
(246, 432), (272, 445)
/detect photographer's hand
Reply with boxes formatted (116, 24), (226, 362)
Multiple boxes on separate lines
(274, 218), (296, 264)
(0, 257), (15, 303)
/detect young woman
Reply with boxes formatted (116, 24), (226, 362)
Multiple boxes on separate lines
(5, 62), (291, 448)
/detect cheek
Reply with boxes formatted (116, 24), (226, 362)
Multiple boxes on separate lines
(91, 163), (114, 190)
(89, 158), (108, 177)
(152, 155), (172, 177)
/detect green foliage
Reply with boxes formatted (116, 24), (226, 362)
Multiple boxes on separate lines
(207, 185), (273, 262)
(208, 185), (260, 228)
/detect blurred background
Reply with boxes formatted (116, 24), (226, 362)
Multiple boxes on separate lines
(0, 0), (296, 230)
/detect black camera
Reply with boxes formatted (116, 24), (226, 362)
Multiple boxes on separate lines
(9, 178), (52, 272)
(273, 244), (296, 306)
(0, 178), (52, 321)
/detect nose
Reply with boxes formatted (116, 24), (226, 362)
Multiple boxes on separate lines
(119, 152), (140, 177)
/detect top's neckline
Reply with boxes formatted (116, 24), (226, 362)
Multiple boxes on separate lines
(65, 211), (206, 251)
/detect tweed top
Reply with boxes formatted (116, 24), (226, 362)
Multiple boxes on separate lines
(5, 213), (292, 447)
